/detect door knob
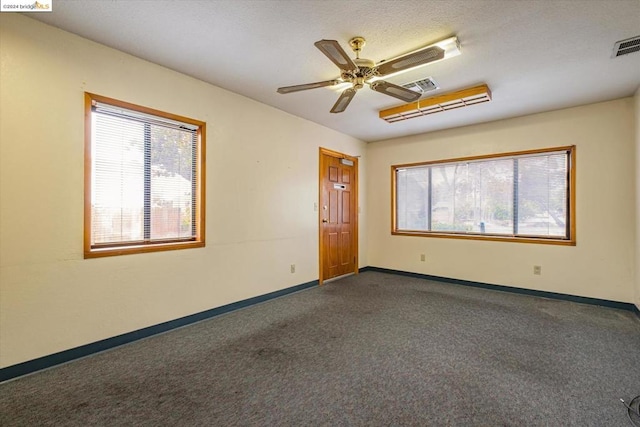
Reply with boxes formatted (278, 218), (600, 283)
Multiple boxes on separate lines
(322, 219), (328, 223)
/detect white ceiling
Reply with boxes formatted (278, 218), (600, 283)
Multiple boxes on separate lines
(30, 0), (640, 142)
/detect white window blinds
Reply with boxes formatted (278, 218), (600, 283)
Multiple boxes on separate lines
(395, 149), (571, 240)
(90, 101), (198, 247)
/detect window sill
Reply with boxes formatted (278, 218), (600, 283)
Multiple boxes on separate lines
(392, 230), (575, 246)
(84, 240), (205, 258)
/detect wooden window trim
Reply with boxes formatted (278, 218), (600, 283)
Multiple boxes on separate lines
(391, 146), (576, 246)
(84, 92), (206, 258)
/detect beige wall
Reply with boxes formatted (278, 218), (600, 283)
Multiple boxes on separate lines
(0, 15), (367, 368)
(635, 86), (640, 310)
(367, 98), (636, 303)
(1, 13), (637, 370)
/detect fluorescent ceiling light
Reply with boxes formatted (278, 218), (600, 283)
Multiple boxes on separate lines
(379, 84), (491, 123)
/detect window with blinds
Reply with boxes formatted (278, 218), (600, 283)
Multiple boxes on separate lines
(393, 147), (575, 245)
(84, 93), (205, 257)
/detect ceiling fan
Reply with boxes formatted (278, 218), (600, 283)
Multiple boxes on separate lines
(277, 36), (458, 113)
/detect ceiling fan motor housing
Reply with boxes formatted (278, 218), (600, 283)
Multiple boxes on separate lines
(342, 58), (377, 86)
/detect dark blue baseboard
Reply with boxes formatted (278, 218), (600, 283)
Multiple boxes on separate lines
(360, 266), (638, 313)
(3, 268), (637, 383)
(0, 279), (318, 383)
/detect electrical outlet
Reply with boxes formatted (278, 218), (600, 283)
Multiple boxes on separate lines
(420, 254), (426, 262)
(533, 265), (541, 275)
(290, 264), (295, 274)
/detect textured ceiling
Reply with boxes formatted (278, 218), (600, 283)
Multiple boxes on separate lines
(29, 0), (640, 142)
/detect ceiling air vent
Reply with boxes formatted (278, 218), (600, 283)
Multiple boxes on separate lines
(613, 35), (640, 57)
(401, 77), (439, 94)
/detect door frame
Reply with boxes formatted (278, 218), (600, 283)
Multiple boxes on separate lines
(318, 147), (359, 285)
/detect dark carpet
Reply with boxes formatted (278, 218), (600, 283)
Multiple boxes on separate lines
(1, 271), (639, 426)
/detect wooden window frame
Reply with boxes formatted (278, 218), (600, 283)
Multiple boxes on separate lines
(84, 93), (206, 258)
(391, 146), (576, 246)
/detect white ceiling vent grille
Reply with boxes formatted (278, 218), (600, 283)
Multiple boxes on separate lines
(401, 77), (439, 94)
(613, 36), (640, 57)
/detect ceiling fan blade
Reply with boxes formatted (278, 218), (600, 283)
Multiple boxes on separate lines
(375, 46), (445, 77)
(277, 79), (341, 94)
(330, 88), (357, 113)
(314, 40), (358, 72)
(370, 81), (422, 102)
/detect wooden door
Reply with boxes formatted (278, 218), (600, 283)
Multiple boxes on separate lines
(319, 148), (358, 283)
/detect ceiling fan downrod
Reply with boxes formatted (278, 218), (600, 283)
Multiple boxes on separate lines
(348, 36), (366, 59)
